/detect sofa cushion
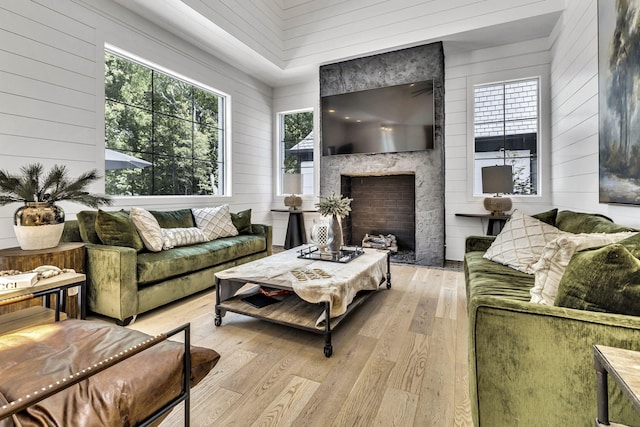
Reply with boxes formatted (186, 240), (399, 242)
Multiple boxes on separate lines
(556, 210), (636, 234)
(136, 235), (266, 285)
(530, 232), (636, 305)
(231, 209), (253, 234)
(150, 209), (195, 229)
(95, 210), (145, 252)
(484, 210), (565, 274)
(130, 207), (164, 252)
(532, 208), (558, 226)
(77, 210), (100, 244)
(192, 205), (238, 240)
(555, 240), (640, 315)
(465, 251), (533, 302)
(161, 227), (208, 249)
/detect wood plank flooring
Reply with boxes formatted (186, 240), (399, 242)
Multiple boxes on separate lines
(125, 263), (472, 426)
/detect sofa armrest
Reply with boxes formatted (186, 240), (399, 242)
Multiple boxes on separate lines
(465, 235), (495, 253)
(85, 243), (138, 322)
(251, 224), (273, 256)
(469, 296), (640, 426)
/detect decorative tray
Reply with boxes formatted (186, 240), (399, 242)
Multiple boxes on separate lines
(297, 246), (365, 263)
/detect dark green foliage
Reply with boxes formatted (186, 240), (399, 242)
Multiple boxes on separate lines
(0, 164), (111, 208)
(104, 52), (222, 196)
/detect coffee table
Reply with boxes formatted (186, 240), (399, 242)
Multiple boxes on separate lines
(214, 247), (390, 357)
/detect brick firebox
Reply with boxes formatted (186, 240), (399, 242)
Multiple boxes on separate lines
(341, 174), (416, 256)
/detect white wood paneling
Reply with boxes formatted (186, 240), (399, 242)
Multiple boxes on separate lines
(443, 37), (553, 261)
(0, 0), (274, 249)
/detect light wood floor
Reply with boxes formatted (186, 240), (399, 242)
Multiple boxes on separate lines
(126, 263), (472, 426)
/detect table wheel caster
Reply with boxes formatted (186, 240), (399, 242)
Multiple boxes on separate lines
(324, 344), (333, 358)
(214, 316), (222, 326)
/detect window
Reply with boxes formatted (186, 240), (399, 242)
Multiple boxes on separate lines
(278, 110), (314, 195)
(473, 78), (539, 196)
(104, 51), (226, 196)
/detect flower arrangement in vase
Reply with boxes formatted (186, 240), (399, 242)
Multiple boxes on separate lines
(315, 193), (352, 253)
(0, 163), (111, 250)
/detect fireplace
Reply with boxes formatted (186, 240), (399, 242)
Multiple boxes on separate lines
(341, 174), (416, 262)
(319, 42), (445, 266)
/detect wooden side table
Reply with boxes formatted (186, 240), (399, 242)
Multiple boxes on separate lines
(0, 243), (86, 318)
(594, 344), (640, 426)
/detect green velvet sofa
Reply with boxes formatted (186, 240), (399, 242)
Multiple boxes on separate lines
(465, 210), (640, 426)
(61, 209), (272, 326)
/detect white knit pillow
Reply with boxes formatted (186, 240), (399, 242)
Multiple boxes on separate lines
(130, 207), (164, 252)
(484, 210), (564, 274)
(530, 232), (637, 305)
(192, 205), (239, 240)
(161, 227), (208, 249)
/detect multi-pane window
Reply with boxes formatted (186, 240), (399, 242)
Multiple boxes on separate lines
(279, 110), (314, 195)
(104, 51), (226, 196)
(473, 78), (539, 195)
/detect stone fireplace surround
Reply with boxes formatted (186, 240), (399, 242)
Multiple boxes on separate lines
(319, 42), (445, 266)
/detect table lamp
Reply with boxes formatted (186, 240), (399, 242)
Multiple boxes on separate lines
(482, 165), (513, 215)
(283, 173), (303, 210)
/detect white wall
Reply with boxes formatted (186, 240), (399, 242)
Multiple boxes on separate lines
(548, 0), (640, 227)
(444, 38), (554, 261)
(0, 0), (273, 249)
(271, 78), (321, 246)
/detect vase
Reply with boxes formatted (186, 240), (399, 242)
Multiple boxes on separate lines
(13, 202), (65, 250)
(328, 214), (342, 253)
(310, 218), (332, 252)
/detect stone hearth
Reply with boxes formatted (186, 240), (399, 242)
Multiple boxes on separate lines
(319, 42), (445, 266)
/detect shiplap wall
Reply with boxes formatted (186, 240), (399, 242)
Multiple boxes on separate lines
(271, 78), (321, 246)
(548, 0), (640, 228)
(0, 0), (273, 249)
(444, 38), (554, 261)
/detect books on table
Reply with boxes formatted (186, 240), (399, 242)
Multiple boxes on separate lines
(0, 272), (38, 292)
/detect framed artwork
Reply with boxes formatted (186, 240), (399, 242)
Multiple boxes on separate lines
(598, 0), (640, 204)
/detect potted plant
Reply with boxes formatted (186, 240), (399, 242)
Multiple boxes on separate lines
(0, 163), (111, 250)
(315, 193), (352, 253)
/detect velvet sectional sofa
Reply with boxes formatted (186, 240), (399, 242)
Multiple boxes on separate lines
(465, 209), (640, 426)
(62, 206), (271, 326)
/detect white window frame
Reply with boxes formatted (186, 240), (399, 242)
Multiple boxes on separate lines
(276, 108), (315, 197)
(104, 44), (232, 198)
(466, 68), (550, 205)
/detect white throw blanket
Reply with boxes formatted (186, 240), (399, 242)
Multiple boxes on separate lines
(215, 247), (388, 325)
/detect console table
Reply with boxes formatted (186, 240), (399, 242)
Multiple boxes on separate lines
(594, 344), (640, 426)
(0, 243), (86, 317)
(455, 212), (510, 236)
(272, 209), (314, 249)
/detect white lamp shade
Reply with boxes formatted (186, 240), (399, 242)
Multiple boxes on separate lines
(283, 173), (303, 194)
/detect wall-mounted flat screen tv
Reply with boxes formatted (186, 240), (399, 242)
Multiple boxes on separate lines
(321, 80), (434, 156)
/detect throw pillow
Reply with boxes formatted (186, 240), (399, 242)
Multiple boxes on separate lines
(192, 205), (239, 240)
(130, 207), (165, 252)
(76, 210), (100, 244)
(161, 227), (208, 249)
(95, 210), (145, 252)
(555, 242), (640, 315)
(530, 232), (637, 305)
(149, 209), (195, 229)
(231, 209), (252, 234)
(483, 210), (564, 274)
(531, 208), (558, 227)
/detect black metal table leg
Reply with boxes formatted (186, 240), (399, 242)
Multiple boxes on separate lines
(595, 354), (610, 425)
(323, 301), (332, 357)
(386, 251), (391, 289)
(214, 277), (223, 326)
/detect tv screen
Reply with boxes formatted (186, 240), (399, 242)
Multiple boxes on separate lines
(321, 80), (434, 156)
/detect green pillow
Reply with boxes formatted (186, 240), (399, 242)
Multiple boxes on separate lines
(555, 242), (640, 315)
(95, 210), (145, 252)
(150, 209), (195, 229)
(555, 210), (635, 234)
(532, 208), (558, 226)
(77, 210), (100, 244)
(231, 209), (252, 234)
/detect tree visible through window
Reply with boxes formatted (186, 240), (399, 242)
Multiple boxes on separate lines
(104, 51), (225, 196)
(279, 110), (314, 195)
(473, 78), (539, 195)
